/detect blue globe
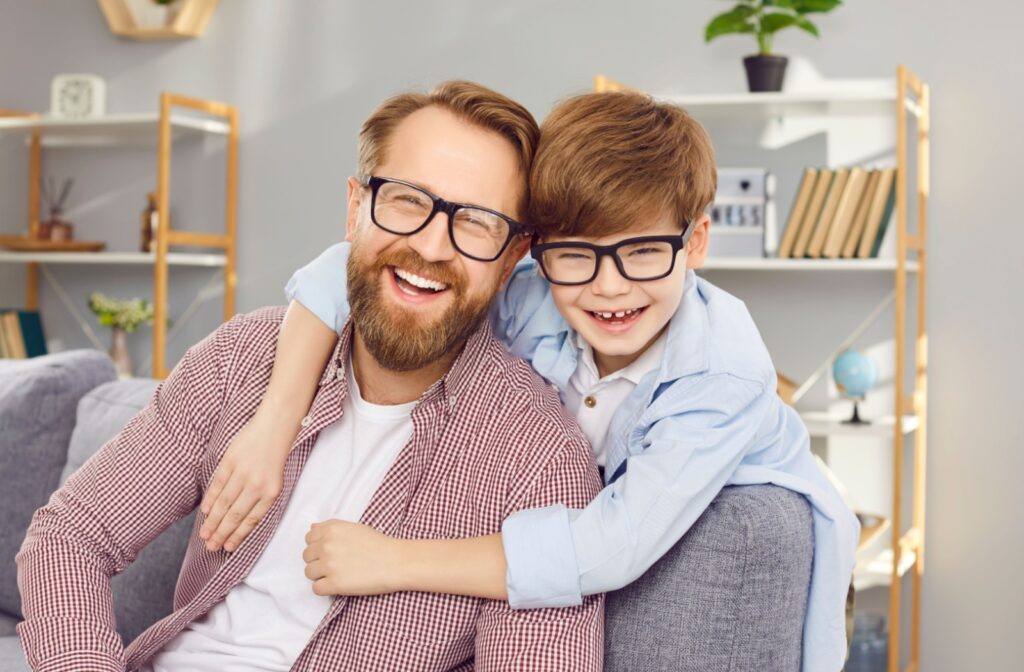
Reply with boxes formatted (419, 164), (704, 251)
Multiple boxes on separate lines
(832, 350), (878, 399)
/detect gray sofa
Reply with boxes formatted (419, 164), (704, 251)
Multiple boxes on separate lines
(0, 349), (812, 671)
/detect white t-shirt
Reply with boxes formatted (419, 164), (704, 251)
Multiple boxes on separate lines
(146, 358), (414, 672)
(563, 331), (666, 467)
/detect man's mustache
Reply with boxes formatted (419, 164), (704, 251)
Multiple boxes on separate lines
(369, 247), (468, 295)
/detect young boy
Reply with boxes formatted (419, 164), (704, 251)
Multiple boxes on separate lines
(201, 91), (858, 670)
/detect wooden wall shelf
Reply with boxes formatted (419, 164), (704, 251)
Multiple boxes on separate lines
(97, 0), (220, 41)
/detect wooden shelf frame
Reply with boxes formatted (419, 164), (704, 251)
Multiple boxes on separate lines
(154, 92), (238, 378)
(2, 93), (238, 380)
(97, 0), (220, 41)
(892, 65), (929, 672)
(594, 66), (930, 672)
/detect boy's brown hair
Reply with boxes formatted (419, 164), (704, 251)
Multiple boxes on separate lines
(357, 80), (540, 217)
(529, 91), (717, 238)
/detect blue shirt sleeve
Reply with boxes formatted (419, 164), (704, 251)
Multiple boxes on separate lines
(502, 372), (769, 608)
(284, 242), (352, 334)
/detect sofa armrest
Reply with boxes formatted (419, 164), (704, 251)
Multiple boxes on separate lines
(604, 484), (813, 672)
(0, 350), (116, 620)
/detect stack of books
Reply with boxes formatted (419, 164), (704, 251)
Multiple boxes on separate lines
(777, 167), (897, 259)
(0, 310), (47, 359)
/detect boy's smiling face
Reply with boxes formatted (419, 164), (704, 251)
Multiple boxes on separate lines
(542, 212), (710, 377)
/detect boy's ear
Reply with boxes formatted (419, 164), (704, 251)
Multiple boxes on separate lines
(499, 235), (532, 287)
(685, 215), (711, 269)
(344, 177), (364, 243)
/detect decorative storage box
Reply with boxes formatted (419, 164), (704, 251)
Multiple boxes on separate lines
(708, 168), (777, 258)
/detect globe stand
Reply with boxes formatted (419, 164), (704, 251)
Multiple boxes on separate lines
(843, 398), (871, 425)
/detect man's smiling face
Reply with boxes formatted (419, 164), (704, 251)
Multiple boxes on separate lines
(345, 105), (527, 372)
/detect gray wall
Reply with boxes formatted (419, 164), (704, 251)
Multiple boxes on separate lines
(2, 1), (1021, 669)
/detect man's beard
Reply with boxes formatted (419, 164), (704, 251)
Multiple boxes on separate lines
(347, 244), (495, 372)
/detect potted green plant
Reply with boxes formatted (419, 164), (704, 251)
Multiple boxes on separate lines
(88, 292), (155, 378)
(704, 0), (843, 92)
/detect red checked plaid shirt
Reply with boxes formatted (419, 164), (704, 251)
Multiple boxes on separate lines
(16, 307), (604, 671)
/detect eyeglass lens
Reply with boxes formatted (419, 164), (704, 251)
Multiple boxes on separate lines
(373, 181), (511, 260)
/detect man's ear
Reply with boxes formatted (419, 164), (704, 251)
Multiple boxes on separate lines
(685, 215), (711, 269)
(344, 177), (364, 243)
(499, 235), (531, 287)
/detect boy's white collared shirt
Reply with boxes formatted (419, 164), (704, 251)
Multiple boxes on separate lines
(564, 331), (666, 467)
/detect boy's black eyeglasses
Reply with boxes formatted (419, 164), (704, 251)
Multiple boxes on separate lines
(360, 175), (527, 262)
(530, 225), (694, 286)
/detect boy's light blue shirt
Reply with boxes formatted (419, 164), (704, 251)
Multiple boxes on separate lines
(286, 242), (860, 672)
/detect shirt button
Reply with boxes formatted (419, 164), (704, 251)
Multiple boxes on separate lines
(336, 367), (344, 380)
(584, 395), (597, 408)
(300, 415), (312, 428)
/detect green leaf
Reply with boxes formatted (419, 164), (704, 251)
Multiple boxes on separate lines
(705, 7), (757, 42)
(793, 0), (842, 14)
(760, 12), (798, 34)
(794, 15), (819, 36)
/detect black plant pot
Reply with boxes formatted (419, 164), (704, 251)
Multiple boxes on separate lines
(743, 55), (789, 93)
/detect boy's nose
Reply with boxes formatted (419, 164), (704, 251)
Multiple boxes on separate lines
(407, 212), (458, 264)
(590, 255), (630, 298)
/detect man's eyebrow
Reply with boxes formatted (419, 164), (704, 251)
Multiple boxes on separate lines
(396, 177), (504, 213)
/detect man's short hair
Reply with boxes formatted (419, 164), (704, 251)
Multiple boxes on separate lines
(357, 81), (540, 217)
(528, 91), (717, 238)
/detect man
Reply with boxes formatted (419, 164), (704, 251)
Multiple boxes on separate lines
(16, 81), (604, 672)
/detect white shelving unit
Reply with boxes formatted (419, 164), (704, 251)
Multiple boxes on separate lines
(0, 113), (230, 147)
(701, 257), (919, 272)
(799, 411), (920, 439)
(596, 67), (930, 672)
(0, 93), (238, 378)
(0, 251), (227, 267)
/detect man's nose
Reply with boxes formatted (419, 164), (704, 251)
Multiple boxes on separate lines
(590, 255), (631, 298)
(407, 211), (458, 263)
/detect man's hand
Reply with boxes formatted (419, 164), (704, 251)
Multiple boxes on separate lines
(303, 520), (403, 597)
(198, 411), (295, 552)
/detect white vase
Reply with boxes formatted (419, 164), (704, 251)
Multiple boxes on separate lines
(127, 0), (177, 28)
(109, 327), (133, 379)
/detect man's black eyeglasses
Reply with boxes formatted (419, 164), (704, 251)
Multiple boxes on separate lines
(530, 225), (694, 286)
(360, 175), (527, 262)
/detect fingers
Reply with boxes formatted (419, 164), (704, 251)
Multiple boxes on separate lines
(305, 523), (325, 545)
(312, 579), (333, 597)
(304, 559), (325, 581)
(207, 488), (262, 552)
(222, 495), (274, 552)
(199, 466), (231, 517)
(302, 544), (319, 563)
(200, 471), (245, 543)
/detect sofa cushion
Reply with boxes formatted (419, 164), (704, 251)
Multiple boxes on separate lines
(62, 378), (162, 481)
(0, 350), (116, 619)
(0, 635), (29, 672)
(63, 377), (196, 645)
(0, 613), (18, 637)
(604, 484), (813, 672)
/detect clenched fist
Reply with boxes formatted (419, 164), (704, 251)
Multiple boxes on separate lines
(303, 519), (404, 597)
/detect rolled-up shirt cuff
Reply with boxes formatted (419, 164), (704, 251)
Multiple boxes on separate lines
(502, 504), (583, 610)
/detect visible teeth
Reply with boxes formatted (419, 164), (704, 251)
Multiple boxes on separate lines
(591, 308), (642, 320)
(395, 268), (448, 291)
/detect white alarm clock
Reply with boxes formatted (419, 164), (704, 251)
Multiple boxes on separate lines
(50, 74), (107, 119)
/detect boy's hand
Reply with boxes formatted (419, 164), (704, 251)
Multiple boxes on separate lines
(303, 520), (403, 596)
(199, 411), (295, 552)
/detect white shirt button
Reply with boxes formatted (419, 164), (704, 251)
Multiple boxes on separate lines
(300, 415), (312, 428)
